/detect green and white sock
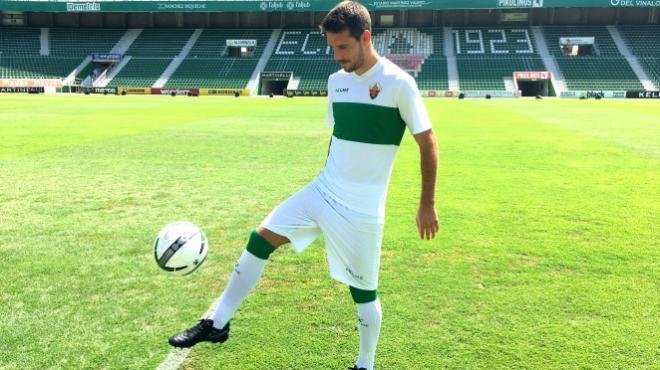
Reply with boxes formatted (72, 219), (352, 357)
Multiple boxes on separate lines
(350, 287), (382, 370)
(211, 230), (276, 329)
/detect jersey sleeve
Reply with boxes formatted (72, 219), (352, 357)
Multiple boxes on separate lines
(326, 77), (335, 128)
(397, 77), (432, 135)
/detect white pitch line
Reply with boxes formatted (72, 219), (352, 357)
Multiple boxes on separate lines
(156, 297), (221, 370)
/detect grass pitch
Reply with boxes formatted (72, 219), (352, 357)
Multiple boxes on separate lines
(0, 95), (658, 369)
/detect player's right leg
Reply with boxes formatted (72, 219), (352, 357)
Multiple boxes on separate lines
(168, 228), (287, 348)
(168, 184), (321, 348)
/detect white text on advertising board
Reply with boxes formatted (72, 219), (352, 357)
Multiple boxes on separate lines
(260, 1), (311, 11)
(66, 2), (100, 12)
(498, 0), (544, 8)
(611, 0), (660, 6)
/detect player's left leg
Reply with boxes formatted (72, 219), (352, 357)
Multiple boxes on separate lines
(315, 193), (384, 370)
(350, 286), (382, 370)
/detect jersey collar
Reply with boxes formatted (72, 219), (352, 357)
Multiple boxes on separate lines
(351, 57), (383, 81)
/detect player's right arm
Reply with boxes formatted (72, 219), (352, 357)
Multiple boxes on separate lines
(326, 75), (335, 158)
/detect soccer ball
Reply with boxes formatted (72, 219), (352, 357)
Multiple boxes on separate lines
(154, 221), (208, 275)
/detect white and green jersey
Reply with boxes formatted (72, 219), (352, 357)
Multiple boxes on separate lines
(314, 57), (432, 222)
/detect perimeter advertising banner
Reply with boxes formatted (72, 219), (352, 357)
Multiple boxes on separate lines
(0, 0), (657, 13)
(117, 87), (151, 95)
(116, 87), (250, 95)
(462, 90), (522, 98)
(0, 79), (62, 88)
(199, 88), (250, 96)
(421, 90), (459, 97)
(83, 87), (118, 94)
(0, 86), (44, 93)
(151, 87), (200, 95)
(560, 90), (627, 98)
(514, 71), (552, 80)
(625, 90), (660, 98)
(285, 89), (328, 97)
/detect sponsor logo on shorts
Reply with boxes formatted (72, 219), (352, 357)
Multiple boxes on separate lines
(346, 266), (364, 281)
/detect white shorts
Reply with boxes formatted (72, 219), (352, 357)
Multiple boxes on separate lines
(261, 181), (383, 290)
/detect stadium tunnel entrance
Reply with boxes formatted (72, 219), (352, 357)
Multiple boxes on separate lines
(518, 80), (549, 97)
(259, 72), (293, 96)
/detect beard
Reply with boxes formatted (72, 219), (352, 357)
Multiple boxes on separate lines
(341, 45), (365, 73)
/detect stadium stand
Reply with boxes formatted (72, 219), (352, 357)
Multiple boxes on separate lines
(413, 28), (448, 91)
(264, 28), (449, 91)
(376, 28), (448, 91)
(0, 23), (654, 93)
(106, 29), (194, 87)
(264, 29), (336, 91)
(0, 27), (75, 79)
(543, 26), (643, 90)
(618, 25), (660, 89)
(0, 56), (80, 79)
(51, 28), (124, 83)
(106, 58), (173, 88)
(452, 27), (545, 91)
(0, 26), (40, 56)
(49, 28), (124, 58)
(165, 29), (272, 88)
(0, 27), (124, 82)
(125, 29), (194, 58)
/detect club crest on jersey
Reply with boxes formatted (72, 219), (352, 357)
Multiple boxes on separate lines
(369, 83), (381, 99)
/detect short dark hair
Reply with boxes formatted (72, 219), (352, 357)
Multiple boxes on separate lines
(319, 1), (371, 41)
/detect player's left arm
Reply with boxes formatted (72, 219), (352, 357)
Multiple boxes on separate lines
(397, 77), (439, 240)
(414, 129), (439, 240)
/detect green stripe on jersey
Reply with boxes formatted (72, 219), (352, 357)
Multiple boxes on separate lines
(333, 102), (406, 146)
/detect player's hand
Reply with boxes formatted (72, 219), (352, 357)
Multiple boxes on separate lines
(416, 204), (439, 240)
